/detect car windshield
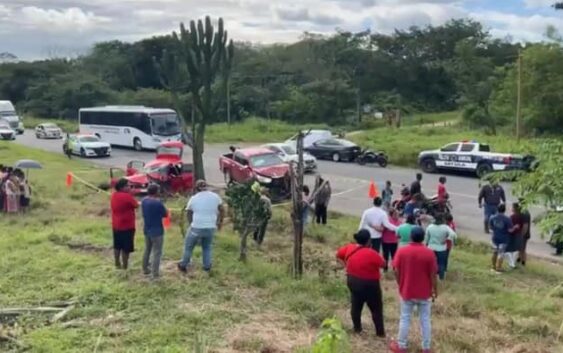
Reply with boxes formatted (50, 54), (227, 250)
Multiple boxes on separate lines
(151, 113), (181, 136)
(79, 136), (100, 143)
(145, 164), (168, 174)
(281, 145), (296, 154)
(157, 146), (182, 156)
(250, 153), (283, 168)
(0, 111), (16, 118)
(43, 123), (58, 128)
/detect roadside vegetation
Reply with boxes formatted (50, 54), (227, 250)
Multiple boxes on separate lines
(1, 142), (562, 353)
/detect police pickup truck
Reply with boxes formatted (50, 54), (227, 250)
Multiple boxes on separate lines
(418, 141), (534, 178)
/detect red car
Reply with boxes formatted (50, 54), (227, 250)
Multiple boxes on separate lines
(219, 147), (291, 202)
(111, 141), (194, 196)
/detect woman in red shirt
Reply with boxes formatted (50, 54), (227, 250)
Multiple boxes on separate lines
(336, 229), (386, 337)
(111, 179), (139, 270)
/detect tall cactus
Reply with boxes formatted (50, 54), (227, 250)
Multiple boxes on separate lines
(156, 16), (234, 180)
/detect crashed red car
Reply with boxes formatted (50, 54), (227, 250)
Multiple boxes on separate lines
(219, 147), (291, 202)
(111, 141), (194, 196)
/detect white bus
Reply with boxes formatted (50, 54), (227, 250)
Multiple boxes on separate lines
(79, 106), (182, 150)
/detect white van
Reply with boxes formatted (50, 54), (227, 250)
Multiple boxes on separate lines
(285, 129), (333, 148)
(0, 101), (24, 134)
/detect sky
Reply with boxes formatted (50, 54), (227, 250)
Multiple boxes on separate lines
(0, 0), (561, 60)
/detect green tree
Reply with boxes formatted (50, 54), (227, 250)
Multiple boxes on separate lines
(491, 44), (563, 134)
(156, 16), (234, 180)
(225, 182), (269, 261)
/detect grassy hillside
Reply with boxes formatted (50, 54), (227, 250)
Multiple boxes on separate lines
(1, 141), (562, 353)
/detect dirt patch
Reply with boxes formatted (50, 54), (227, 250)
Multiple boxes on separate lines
(214, 312), (315, 353)
(48, 234), (111, 254)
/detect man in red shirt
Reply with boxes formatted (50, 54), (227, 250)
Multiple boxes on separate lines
(390, 226), (438, 353)
(336, 229), (386, 337)
(111, 179), (139, 270)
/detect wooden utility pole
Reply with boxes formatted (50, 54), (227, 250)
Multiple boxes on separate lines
(516, 50), (522, 142)
(291, 131), (305, 278)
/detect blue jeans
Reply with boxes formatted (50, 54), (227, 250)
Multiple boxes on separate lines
(484, 204), (498, 222)
(434, 250), (448, 280)
(180, 228), (215, 271)
(398, 299), (432, 350)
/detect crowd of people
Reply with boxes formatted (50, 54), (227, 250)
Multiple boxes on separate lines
(0, 164), (31, 214)
(334, 174), (536, 353)
(106, 169), (540, 352)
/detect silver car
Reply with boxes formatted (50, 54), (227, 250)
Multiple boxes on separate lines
(35, 123), (63, 139)
(0, 122), (16, 140)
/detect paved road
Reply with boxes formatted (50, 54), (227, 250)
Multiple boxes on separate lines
(14, 131), (560, 263)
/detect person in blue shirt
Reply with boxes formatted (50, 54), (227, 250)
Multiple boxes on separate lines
(141, 184), (168, 279)
(489, 204), (518, 273)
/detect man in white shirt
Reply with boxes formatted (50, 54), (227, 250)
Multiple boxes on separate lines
(178, 180), (224, 273)
(359, 197), (398, 253)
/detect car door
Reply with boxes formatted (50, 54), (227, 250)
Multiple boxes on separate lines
(456, 143), (478, 170)
(177, 163), (194, 192)
(306, 140), (327, 158)
(436, 143), (461, 169)
(233, 152), (252, 182)
(36, 125), (42, 136)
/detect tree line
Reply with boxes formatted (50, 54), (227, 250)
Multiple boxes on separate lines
(1, 18), (563, 134)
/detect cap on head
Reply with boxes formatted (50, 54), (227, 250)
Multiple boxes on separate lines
(410, 226), (425, 243)
(354, 229), (371, 246)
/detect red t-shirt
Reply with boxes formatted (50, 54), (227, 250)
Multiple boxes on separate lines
(437, 184), (447, 203)
(336, 244), (385, 281)
(111, 191), (139, 231)
(392, 243), (437, 300)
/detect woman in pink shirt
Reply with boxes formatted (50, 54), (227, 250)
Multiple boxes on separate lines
(382, 208), (402, 272)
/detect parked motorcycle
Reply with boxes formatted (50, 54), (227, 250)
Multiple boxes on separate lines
(356, 149), (388, 168)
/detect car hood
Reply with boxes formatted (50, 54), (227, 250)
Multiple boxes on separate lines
(254, 164), (289, 178)
(81, 141), (110, 148)
(45, 128), (61, 132)
(0, 127), (14, 133)
(126, 174), (148, 185)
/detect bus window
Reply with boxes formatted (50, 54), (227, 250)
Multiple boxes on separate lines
(151, 114), (181, 136)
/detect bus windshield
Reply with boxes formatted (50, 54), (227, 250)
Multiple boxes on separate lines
(151, 113), (181, 136)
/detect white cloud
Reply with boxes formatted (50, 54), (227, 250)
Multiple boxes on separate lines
(0, 0), (560, 59)
(523, 0), (556, 8)
(17, 6), (111, 32)
(473, 10), (563, 42)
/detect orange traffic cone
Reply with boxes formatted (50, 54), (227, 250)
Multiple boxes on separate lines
(368, 180), (379, 199)
(66, 172), (73, 187)
(163, 211), (171, 230)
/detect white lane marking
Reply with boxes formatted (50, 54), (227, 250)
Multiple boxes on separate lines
(332, 184), (367, 197)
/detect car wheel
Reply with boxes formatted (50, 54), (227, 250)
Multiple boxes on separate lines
(80, 148), (86, 157)
(332, 153), (341, 162)
(421, 158), (437, 173)
(133, 138), (143, 151)
(476, 163), (493, 178)
(36, 133), (41, 139)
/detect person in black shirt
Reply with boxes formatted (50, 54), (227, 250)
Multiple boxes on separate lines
(410, 173), (423, 197)
(518, 206), (531, 266)
(478, 181), (506, 234)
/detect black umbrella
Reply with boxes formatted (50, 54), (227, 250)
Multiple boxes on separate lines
(14, 159), (42, 178)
